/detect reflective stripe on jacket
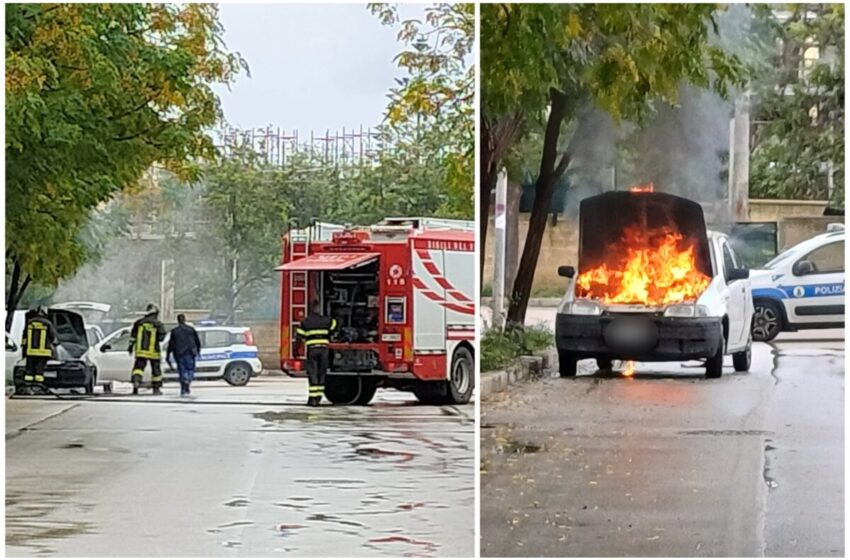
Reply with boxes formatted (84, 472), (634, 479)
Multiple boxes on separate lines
(296, 314), (337, 347)
(23, 317), (56, 358)
(130, 315), (166, 359)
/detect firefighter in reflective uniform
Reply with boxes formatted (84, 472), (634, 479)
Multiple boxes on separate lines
(128, 303), (167, 395)
(296, 302), (338, 406)
(21, 305), (58, 386)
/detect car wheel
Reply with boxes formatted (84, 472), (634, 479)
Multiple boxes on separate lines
(733, 335), (752, 372)
(752, 300), (783, 342)
(596, 357), (613, 371)
(705, 342), (724, 378)
(324, 375), (376, 405)
(224, 362), (252, 386)
(447, 346), (474, 404)
(558, 350), (577, 377)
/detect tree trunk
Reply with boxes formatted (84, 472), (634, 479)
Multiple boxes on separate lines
(5, 259), (31, 332)
(479, 113), (524, 278)
(507, 89), (573, 326)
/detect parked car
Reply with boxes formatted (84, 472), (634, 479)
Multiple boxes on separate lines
(6, 332), (21, 384)
(749, 227), (845, 341)
(86, 325), (262, 386)
(11, 309), (98, 393)
(555, 191), (754, 378)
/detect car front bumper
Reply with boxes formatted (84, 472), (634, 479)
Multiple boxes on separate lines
(555, 313), (723, 361)
(13, 361), (93, 388)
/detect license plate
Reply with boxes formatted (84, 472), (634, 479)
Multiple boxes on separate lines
(43, 371), (57, 378)
(604, 317), (658, 351)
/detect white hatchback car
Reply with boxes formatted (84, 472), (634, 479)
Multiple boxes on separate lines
(555, 192), (754, 378)
(749, 227), (845, 341)
(86, 325), (263, 387)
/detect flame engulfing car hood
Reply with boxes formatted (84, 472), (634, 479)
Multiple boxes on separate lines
(577, 192), (713, 306)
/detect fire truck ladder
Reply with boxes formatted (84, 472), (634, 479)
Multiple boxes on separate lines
(289, 224), (312, 358)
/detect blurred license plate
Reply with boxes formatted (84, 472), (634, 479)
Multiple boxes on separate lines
(604, 317), (658, 350)
(43, 372), (57, 378)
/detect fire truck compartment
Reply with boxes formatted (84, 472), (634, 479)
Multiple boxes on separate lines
(320, 258), (381, 345)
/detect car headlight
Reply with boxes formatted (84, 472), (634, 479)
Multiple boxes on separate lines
(562, 299), (603, 316)
(663, 303), (710, 318)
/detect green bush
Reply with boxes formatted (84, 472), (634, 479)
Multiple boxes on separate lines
(480, 322), (554, 372)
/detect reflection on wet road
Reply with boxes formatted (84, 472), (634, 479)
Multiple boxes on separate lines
(6, 378), (474, 557)
(481, 328), (844, 557)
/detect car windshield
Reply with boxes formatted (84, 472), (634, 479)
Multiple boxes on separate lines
(763, 250), (796, 270)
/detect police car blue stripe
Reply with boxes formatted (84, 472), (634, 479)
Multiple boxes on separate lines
(197, 350), (258, 362)
(753, 283), (844, 300)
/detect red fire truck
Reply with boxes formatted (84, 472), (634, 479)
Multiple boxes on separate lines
(277, 217), (475, 405)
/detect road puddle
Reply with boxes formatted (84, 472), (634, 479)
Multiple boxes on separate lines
(6, 489), (97, 555)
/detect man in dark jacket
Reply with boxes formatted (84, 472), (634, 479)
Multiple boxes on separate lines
(21, 305), (58, 386)
(128, 303), (167, 395)
(166, 314), (202, 397)
(296, 302), (337, 406)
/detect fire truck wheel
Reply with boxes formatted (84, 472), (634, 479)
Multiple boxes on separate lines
(324, 376), (377, 406)
(447, 346), (474, 404)
(558, 350), (577, 377)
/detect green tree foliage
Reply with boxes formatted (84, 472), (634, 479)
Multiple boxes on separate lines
(369, 3), (474, 218)
(749, 4), (844, 206)
(480, 3), (745, 324)
(5, 3), (245, 327)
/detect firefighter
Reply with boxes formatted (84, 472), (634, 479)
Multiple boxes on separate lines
(296, 302), (337, 406)
(21, 305), (58, 387)
(128, 303), (167, 395)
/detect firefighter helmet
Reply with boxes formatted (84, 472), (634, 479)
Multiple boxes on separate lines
(146, 303), (159, 315)
(35, 305), (48, 316)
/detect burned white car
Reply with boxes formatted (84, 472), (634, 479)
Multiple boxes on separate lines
(12, 308), (98, 393)
(555, 191), (754, 378)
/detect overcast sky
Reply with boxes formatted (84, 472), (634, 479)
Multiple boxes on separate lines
(212, 3), (426, 135)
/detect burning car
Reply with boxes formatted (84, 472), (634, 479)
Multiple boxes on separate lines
(555, 190), (754, 378)
(11, 308), (98, 393)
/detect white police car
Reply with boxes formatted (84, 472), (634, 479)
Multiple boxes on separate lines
(749, 226), (845, 341)
(85, 325), (263, 387)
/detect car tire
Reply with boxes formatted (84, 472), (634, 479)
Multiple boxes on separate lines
(732, 336), (752, 372)
(596, 358), (613, 371)
(558, 350), (577, 377)
(447, 346), (474, 404)
(224, 362), (252, 386)
(324, 375), (377, 405)
(705, 342), (724, 378)
(752, 300), (784, 342)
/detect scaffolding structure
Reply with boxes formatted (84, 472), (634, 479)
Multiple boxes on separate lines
(215, 125), (391, 168)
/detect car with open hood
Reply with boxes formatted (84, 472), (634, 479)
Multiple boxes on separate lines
(11, 308), (98, 393)
(555, 191), (754, 378)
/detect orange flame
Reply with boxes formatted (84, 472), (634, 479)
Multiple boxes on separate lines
(629, 183), (655, 193)
(623, 361), (635, 377)
(577, 226), (710, 306)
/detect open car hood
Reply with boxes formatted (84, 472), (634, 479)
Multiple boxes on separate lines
(25, 309), (89, 359)
(578, 191), (713, 281)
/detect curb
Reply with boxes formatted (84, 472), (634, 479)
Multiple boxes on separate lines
(480, 347), (557, 398)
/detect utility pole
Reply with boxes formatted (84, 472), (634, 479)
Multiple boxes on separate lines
(160, 258), (175, 323)
(492, 169), (508, 330)
(728, 93), (751, 222)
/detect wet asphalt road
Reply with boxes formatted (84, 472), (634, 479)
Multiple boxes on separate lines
(6, 377), (474, 557)
(481, 314), (844, 557)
